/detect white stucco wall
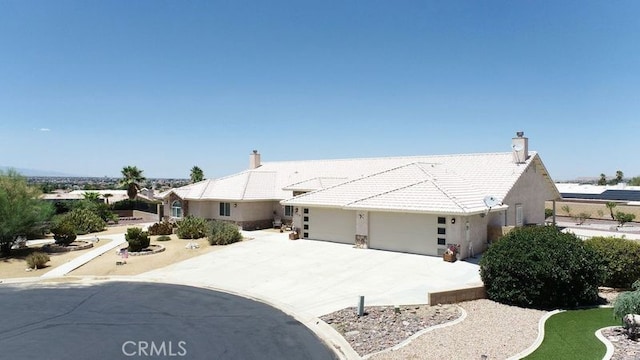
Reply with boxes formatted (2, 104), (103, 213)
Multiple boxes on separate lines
(503, 157), (558, 226)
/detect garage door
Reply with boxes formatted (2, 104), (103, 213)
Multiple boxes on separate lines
(369, 212), (437, 255)
(306, 208), (355, 244)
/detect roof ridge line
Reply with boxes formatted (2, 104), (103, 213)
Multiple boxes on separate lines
(415, 163), (469, 211)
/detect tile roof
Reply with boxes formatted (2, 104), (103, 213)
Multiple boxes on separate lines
(162, 151), (557, 214)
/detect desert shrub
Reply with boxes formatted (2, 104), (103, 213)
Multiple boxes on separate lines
(72, 199), (117, 223)
(584, 237), (640, 288)
(176, 216), (210, 239)
(156, 235), (171, 242)
(616, 212), (637, 226)
(614, 282), (640, 321)
(207, 221), (242, 245)
(148, 221), (175, 236)
(544, 208), (554, 219)
(126, 227), (150, 252)
(51, 219), (77, 246)
(26, 252), (50, 269)
(55, 208), (106, 235)
(480, 226), (604, 309)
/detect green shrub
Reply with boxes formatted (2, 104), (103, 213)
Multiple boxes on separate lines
(614, 282), (640, 321)
(26, 252), (50, 269)
(176, 216), (210, 239)
(615, 211), (637, 226)
(480, 226), (604, 309)
(148, 221), (175, 236)
(51, 219), (77, 246)
(544, 208), (554, 219)
(208, 221), (242, 245)
(584, 237), (640, 288)
(54, 208), (106, 235)
(126, 227), (150, 252)
(156, 235), (171, 242)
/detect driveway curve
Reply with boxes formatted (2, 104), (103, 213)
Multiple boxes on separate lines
(0, 281), (336, 360)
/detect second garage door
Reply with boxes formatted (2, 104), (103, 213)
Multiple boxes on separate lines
(306, 208), (355, 244)
(369, 212), (438, 255)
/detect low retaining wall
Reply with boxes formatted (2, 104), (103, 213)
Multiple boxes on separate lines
(428, 285), (486, 305)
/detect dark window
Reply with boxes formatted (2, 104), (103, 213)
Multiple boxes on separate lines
(303, 224), (309, 230)
(284, 205), (294, 217)
(437, 238), (446, 245)
(437, 217), (446, 224)
(303, 216), (309, 222)
(303, 232), (309, 238)
(219, 202), (231, 216)
(437, 227), (446, 235)
(303, 208), (309, 214)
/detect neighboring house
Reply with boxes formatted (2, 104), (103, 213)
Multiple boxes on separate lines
(158, 133), (560, 259)
(547, 183), (640, 221)
(41, 189), (156, 203)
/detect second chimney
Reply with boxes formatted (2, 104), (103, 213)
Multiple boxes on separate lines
(249, 150), (261, 169)
(512, 131), (529, 164)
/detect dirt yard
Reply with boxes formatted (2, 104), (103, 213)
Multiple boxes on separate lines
(1, 224), (236, 279)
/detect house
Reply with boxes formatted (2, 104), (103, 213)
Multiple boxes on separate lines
(158, 132), (560, 259)
(547, 183), (640, 221)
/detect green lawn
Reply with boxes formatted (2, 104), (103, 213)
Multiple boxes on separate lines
(525, 307), (619, 360)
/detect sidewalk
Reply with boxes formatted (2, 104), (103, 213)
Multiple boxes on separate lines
(40, 234), (127, 278)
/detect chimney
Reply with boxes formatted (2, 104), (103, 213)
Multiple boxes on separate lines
(249, 150), (261, 169)
(512, 131), (529, 164)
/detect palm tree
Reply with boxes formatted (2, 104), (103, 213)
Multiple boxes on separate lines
(605, 202), (617, 220)
(82, 191), (100, 201)
(615, 170), (624, 184)
(120, 166), (146, 200)
(190, 166), (204, 183)
(103, 193), (113, 205)
(597, 173), (607, 186)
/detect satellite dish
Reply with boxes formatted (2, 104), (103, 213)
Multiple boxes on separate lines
(512, 144), (524, 151)
(483, 195), (502, 208)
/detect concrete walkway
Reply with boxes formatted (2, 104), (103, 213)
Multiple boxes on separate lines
(40, 234), (127, 278)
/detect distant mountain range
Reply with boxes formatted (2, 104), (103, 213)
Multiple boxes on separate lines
(0, 166), (80, 177)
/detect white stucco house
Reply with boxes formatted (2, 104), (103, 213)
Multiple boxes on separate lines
(158, 132), (560, 259)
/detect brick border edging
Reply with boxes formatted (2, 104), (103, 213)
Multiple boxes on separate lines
(43, 241), (94, 253)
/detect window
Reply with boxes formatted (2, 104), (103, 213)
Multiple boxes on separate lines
(303, 216), (309, 222)
(303, 224), (309, 230)
(219, 202), (231, 217)
(437, 227), (446, 235)
(303, 232), (309, 238)
(437, 217), (446, 224)
(284, 205), (294, 217)
(437, 238), (446, 245)
(303, 208), (309, 214)
(171, 200), (183, 218)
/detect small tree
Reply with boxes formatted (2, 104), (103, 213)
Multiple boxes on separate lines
(544, 208), (554, 219)
(614, 281), (640, 323)
(606, 202), (618, 220)
(616, 170), (624, 184)
(615, 212), (636, 227)
(584, 237), (640, 288)
(561, 205), (572, 216)
(575, 212), (591, 225)
(629, 177), (640, 186)
(0, 170), (54, 255)
(126, 227), (150, 252)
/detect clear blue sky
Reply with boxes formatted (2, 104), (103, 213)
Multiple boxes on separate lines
(1, 1), (638, 180)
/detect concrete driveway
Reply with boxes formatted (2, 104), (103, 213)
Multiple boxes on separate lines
(139, 231), (482, 317)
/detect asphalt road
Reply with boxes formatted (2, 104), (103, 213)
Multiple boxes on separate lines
(0, 282), (337, 360)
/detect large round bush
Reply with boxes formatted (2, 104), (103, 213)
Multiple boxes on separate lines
(51, 219), (77, 246)
(480, 226), (604, 309)
(584, 236), (640, 289)
(126, 227), (150, 252)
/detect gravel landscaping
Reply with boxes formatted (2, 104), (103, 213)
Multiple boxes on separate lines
(322, 299), (547, 360)
(602, 327), (640, 360)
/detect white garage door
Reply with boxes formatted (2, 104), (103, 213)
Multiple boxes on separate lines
(369, 212), (438, 255)
(306, 208), (355, 244)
